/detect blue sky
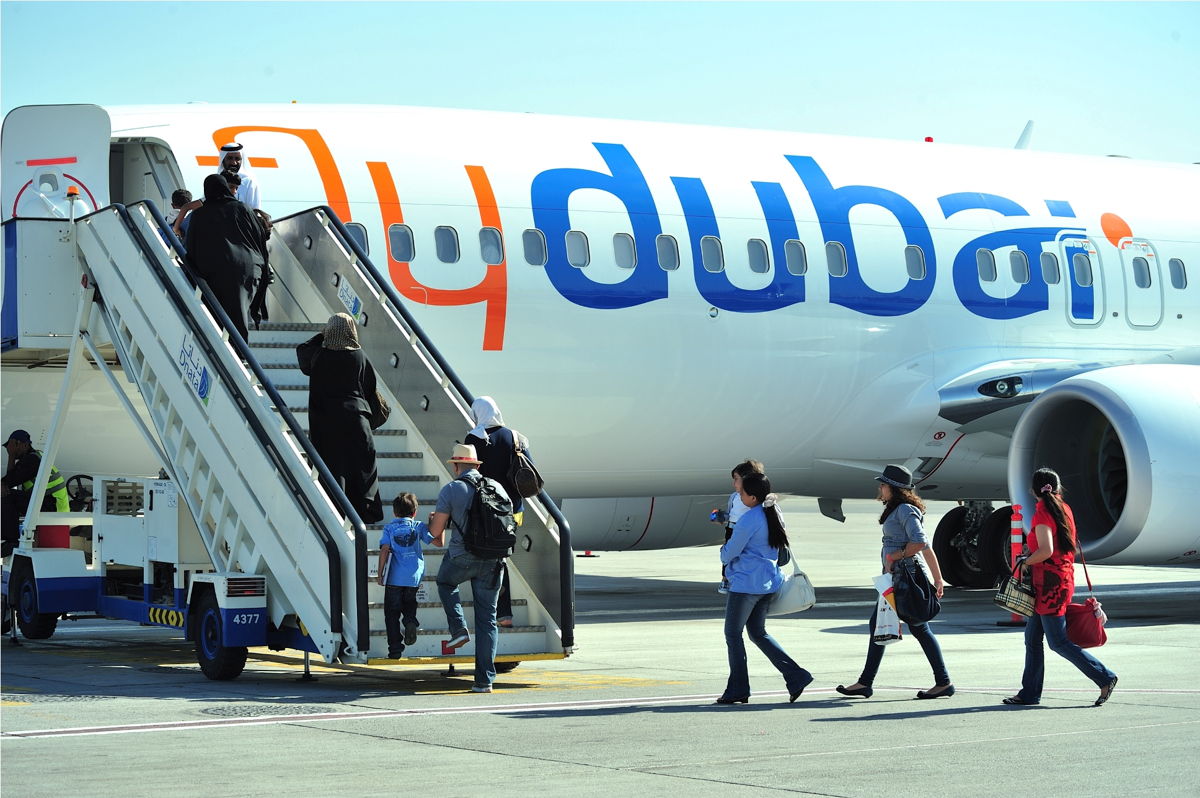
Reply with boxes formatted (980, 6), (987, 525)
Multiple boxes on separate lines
(3, 1), (1198, 162)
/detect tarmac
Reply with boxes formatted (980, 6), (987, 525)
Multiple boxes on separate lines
(2, 499), (1198, 797)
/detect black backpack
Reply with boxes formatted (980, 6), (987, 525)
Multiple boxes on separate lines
(507, 430), (544, 499)
(454, 473), (516, 559)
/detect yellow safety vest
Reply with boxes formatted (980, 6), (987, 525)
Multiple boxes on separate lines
(21, 450), (70, 512)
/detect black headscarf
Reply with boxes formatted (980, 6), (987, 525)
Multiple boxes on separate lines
(203, 173), (234, 202)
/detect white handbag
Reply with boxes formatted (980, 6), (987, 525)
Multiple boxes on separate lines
(768, 552), (816, 615)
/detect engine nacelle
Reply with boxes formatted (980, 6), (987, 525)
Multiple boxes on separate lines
(1007, 364), (1200, 564)
(561, 495), (730, 551)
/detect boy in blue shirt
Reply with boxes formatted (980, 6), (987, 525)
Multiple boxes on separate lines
(377, 492), (435, 658)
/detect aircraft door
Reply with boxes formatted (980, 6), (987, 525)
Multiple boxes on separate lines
(1058, 235), (1105, 327)
(1118, 238), (1163, 329)
(2, 104), (111, 221)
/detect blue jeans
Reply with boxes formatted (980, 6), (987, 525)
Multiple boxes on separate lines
(723, 591), (810, 699)
(437, 552), (503, 687)
(859, 606), (950, 686)
(1017, 612), (1117, 703)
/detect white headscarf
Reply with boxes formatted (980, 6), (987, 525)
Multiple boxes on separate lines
(216, 142), (261, 209)
(469, 396), (505, 442)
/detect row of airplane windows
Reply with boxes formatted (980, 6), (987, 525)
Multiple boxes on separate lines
(341, 222), (1190, 291)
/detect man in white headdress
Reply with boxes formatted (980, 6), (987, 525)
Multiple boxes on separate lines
(216, 142), (261, 209)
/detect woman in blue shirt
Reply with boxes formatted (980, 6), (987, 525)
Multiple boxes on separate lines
(717, 473), (813, 704)
(836, 465), (953, 699)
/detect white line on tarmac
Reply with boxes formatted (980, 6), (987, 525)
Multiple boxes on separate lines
(6, 687), (1199, 739)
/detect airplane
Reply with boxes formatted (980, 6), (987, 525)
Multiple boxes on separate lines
(3, 103), (1198, 588)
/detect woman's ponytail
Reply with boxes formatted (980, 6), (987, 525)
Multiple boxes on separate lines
(1032, 468), (1076, 554)
(741, 473), (790, 550)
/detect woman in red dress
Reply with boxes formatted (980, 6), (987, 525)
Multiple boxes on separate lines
(1003, 468), (1118, 707)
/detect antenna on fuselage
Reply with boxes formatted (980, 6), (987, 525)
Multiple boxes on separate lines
(1014, 120), (1034, 150)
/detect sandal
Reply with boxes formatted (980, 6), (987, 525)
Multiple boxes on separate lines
(1095, 677), (1118, 707)
(1002, 696), (1036, 705)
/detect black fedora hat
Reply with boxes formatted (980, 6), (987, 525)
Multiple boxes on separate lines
(875, 464), (914, 490)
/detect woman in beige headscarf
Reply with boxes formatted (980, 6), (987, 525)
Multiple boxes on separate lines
(299, 313), (383, 523)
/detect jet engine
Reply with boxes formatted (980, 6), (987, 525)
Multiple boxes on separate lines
(1007, 364), (1200, 564)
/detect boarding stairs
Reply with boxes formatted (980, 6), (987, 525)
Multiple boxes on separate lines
(22, 200), (571, 666)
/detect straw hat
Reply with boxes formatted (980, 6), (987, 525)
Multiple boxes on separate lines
(446, 443), (482, 466)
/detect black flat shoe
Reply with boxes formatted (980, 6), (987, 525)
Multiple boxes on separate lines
(1002, 696), (1036, 705)
(1095, 677), (1118, 707)
(835, 684), (873, 698)
(788, 673), (815, 703)
(916, 684), (955, 699)
(715, 695), (749, 705)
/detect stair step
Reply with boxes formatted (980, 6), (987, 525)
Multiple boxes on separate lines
(256, 322), (324, 332)
(368, 625), (545, 637)
(248, 341), (302, 349)
(298, 428), (407, 437)
(379, 474), (439, 483)
(367, 599), (527, 610)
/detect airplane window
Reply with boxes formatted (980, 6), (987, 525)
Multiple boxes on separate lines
(1072, 252), (1094, 287)
(345, 223), (369, 256)
(566, 230), (590, 268)
(479, 227), (505, 265)
(435, 226), (460, 264)
(747, 239), (770, 274)
(613, 233), (637, 269)
(976, 249), (997, 282)
(784, 239), (807, 275)
(700, 236), (724, 273)
(388, 224), (415, 262)
(656, 234), (680, 271)
(826, 242), (848, 277)
(1040, 252), (1060, 285)
(1010, 251), (1030, 285)
(1168, 258), (1187, 289)
(522, 229), (548, 266)
(904, 245), (926, 280)
(1131, 256), (1151, 289)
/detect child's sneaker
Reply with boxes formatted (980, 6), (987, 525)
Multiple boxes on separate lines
(717, 580), (730, 595)
(387, 648), (403, 659)
(403, 621), (420, 646)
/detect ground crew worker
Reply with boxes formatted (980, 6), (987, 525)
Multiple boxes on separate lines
(2, 430), (69, 555)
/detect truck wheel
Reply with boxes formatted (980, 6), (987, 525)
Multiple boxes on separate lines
(2, 595), (11, 635)
(13, 563), (58, 639)
(195, 592), (247, 680)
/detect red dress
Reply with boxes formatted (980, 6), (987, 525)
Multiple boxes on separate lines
(1027, 501), (1076, 616)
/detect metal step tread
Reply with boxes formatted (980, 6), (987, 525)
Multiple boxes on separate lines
(255, 322), (325, 332)
(367, 599), (528, 610)
(368, 625), (546, 637)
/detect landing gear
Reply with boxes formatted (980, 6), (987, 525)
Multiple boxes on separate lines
(977, 506), (1016, 577)
(12, 561), (59, 639)
(195, 592), (247, 680)
(931, 502), (995, 588)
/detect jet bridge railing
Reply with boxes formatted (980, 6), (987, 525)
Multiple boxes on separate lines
(78, 200), (371, 657)
(270, 206), (574, 649)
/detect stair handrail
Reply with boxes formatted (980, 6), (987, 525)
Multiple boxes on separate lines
(94, 200), (371, 655)
(272, 205), (575, 648)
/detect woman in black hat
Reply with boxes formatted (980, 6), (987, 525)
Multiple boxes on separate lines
(835, 465), (954, 699)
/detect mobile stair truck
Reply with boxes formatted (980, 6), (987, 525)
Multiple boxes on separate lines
(1, 104), (574, 679)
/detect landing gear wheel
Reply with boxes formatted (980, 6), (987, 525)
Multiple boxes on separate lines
(931, 506), (994, 588)
(931, 507), (970, 586)
(195, 593), (247, 680)
(495, 661), (520, 674)
(977, 506), (1016, 579)
(13, 563), (58, 639)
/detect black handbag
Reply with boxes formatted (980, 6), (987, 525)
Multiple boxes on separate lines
(892, 556), (941, 624)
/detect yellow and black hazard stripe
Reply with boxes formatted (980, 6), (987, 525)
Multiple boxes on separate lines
(148, 606), (185, 628)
